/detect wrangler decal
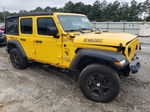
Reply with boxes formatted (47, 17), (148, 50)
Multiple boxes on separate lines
(84, 39), (102, 43)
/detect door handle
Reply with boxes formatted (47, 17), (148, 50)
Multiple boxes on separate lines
(35, 40), (42, 43)
(20, 38), (26, 41)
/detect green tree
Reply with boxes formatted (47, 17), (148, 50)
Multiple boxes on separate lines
(127, 0), (141, 21)
(141, 0), (150, 21)
(31, 7), (43, 12)
(44, 7), (51, 12)
(0, 0), (150, 22)
(64, 1), (75, 13)
(102, 1), (120, 21)
(19, 10), (28, 13)
(88, 0), (101, 21)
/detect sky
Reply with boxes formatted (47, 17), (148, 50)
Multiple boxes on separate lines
(0, 0), (146, 13)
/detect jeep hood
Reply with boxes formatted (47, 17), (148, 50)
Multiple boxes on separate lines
(73, 32), (138, 46)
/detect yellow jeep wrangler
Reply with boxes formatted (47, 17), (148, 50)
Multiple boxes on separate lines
(5, 12), (140, 103)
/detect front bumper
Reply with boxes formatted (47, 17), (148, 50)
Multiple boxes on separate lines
(129, 54), (140, 74)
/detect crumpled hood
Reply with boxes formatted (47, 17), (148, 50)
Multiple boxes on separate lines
(73, 32), (137, 46)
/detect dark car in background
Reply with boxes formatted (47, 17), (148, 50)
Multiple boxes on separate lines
(0, 25), (6, 46)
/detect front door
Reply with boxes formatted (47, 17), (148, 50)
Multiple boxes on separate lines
(35, 17), (62, 65)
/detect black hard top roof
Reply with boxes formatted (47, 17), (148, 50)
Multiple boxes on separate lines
(7, 12), (55, 19)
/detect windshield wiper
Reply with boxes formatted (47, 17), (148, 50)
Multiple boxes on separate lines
(79, 28), (94, 32)
(65, 29), (84, 33)
(93, 26), (102, 33)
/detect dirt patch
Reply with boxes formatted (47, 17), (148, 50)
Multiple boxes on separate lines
(0, 38), (150, 112)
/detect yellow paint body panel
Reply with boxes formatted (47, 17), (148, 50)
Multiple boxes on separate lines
(6, 13), (140, 69)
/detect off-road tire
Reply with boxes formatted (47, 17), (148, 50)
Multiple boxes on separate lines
(10, 48), (28, 69)
(79, 64), (120, 103)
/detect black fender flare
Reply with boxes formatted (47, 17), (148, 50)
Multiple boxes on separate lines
(70, 49), (128, 70)
(7, 40), (27, 59)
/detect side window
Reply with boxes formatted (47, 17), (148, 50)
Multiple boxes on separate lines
(37, 17), (57, 36)
(6, 18), (19, 35)
(20, 18), (32, 34)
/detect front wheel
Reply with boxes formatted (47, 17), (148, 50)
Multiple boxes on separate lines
(79, 64), (120, 103)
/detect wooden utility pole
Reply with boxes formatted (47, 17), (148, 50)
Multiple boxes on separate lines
(2, 7), (5, 23)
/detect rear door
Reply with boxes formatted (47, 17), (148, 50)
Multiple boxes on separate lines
(19, 17), (35, 59)
(35, 16), (62, 65)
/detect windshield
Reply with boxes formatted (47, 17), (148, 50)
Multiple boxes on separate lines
(58, 15), (94, 32)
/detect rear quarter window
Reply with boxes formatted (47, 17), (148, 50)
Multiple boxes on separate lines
(5, 18), (19, 35)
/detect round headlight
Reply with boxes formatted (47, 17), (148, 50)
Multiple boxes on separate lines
(128, 47), (131, 56)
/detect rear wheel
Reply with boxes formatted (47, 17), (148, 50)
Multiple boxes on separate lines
(10, 48), (28, 69)
(79, 64), (120, 103)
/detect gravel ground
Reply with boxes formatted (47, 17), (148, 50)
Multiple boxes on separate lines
(0, 37), (150, 112)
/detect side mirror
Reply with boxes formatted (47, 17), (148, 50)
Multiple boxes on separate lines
(47, 27), (58, 38)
